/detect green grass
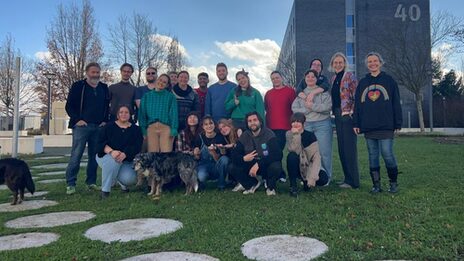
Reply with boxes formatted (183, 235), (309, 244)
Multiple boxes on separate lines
(0, 137), (463, 260)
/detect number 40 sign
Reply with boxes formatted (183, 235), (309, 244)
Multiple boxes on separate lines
(395, 4), (421, 22)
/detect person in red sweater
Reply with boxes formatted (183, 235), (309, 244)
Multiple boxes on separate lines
(264, 70), (296, 182)
(195, 72), (209, 118)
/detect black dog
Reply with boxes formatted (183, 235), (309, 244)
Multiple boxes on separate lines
(133, 152), (198, 199)
(0, 158), (35, 205)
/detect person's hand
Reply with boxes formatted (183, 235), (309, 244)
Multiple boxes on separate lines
(307, 92), (315, 102)
(115, 152), (126, 163)
(193, 147), (201, 160)
(99, 122), (106, 127)
(298, 92), (306, 99)
(110, 150), (121, 159)
(75, 120), (87, 127)
(234, 95), (240, 105)
(353, 128), (360, 135)
(243, 150), (257, 162)
(249, 163), (259, 177)
(291, 127), (300, 134)
(305, 100), (314, 109)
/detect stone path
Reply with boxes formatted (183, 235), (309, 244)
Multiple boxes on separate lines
(9, 191), (49, 198)
(0, 232), (60, 251)
(241, 235), (328, 261)
(34, 156), (64, 160)
(120, 251), (220, 261)
(37, 179), (66, 184)
(5, 211), (95, 228)
(36, 171), (66, 176)
(0, 200), (58, 212)
(32, 162), (86, 170)
(84, 218), (183, 243)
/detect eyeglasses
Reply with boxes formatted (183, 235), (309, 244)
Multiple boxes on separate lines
(146, 72), (157, 75)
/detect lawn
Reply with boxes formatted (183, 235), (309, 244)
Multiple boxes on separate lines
(0, 137), (463, 260)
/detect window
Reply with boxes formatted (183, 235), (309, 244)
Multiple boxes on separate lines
(346, 15), (354, 28)
(346, 43), (354, 56)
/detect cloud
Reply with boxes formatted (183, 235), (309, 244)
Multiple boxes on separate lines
(213, 38), (282, 94)
(150, 33), (190, 59)
(34, 51), (51, 61)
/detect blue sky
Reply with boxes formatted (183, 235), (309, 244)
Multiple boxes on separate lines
(0, 0), (462, 89)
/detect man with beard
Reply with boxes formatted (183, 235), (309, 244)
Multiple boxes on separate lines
(108, 63), (136, 122)
(230, 111), (283, 196)
(195, 72), (209, 118)
(65, 62), (110, 195)
(205, 63), (237, 122)
(135, 67), (158, 109)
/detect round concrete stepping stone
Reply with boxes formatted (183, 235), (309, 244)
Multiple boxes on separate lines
(37, 170), (66, 176)
(0, 232), (60, 251)
(241, 235), (328, 261)
(0, 200), (58, 212)
(6, 211), (96, 229)
(0, 184), (8, 190)
(32, 162), (86, 170)
(120, 251), (219, 261)
(34, 156), (64, 160)
(37, 179), (66, 184)
(9, 191), (49, 198)
(84, 218), (182, 243)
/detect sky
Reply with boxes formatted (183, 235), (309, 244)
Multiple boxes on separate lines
(0, 0), (462, 91)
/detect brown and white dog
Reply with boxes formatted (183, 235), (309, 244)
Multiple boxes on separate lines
(133, 152), (198, 199)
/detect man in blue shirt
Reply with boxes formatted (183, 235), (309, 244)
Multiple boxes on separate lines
(205, 63), (237, 122)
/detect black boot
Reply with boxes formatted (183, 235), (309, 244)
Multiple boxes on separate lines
(369, 168), (382, 193)
(101, 191), (110, 199)
(387, 167), (399, 193)
(289, 186), (298, 197)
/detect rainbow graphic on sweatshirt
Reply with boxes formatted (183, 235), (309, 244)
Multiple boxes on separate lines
(360, 84), (389, 103)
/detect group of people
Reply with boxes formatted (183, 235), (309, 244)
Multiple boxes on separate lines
(64, 51), (402, 198)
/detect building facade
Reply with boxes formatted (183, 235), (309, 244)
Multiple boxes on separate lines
(277, 0), (432, 128)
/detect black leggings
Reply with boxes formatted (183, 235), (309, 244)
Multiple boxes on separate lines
(230, 161), (282, 190)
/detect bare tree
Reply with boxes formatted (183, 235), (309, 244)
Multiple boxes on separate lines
(0, 35), (40, 130)
(431, 10), (464, 49)
(166, 36), (186, 73)
(108, 13), (168, 86)
(374, 23), (431, 132)
(35, 0), (104, 106)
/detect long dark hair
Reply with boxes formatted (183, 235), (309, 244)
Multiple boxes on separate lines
(183, 112), (201, 147)
(235, 70), (253, 97)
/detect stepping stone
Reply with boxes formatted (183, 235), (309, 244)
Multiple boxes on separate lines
(0, 232), (60, 251)
(34, 156), (64, 160)
(32, 162), (86, 170)
(32, 177), (39, 180)
(37, 179), (66, 184)
(64, 153), (87, 157)
(241, 235), (328, 261)
(84, 218), (182, 243)
(0, 185), (8, 190)
(120, 251), (219, 261)
(9, 191), (49, 198)
(0, 200), (58, 212)
(5, 211), (96, 228)
(37, 171), (66, 176)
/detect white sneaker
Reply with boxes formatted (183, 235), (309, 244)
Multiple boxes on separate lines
(232, 183), (245, 192)
(243, 180), (261, 195)
(279, 177), (287, 183)
(263, 179), (268, 189)
(266, 189), (276, 196)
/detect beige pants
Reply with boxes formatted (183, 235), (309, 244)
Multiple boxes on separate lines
(147, 122), (173, 152)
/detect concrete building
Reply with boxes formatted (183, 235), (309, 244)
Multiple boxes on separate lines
(277, 0), (432, 128)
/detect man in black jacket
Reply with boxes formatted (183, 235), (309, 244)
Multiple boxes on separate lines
(231, 111), (283, 196)
(64, 62), (110, 195)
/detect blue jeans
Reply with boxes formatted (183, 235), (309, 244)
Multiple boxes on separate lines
(304, 118), (333, 179)
(365, 138), (398, 169)
(197, 155), (229, 189)
(65, 124), (99, 187)
(96, 154), (137, 193)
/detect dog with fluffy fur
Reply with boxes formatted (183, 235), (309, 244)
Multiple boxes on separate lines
(0, 158), (35, 205)
(133, 152), (198, 198)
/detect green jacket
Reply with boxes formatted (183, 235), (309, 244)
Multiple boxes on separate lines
(225, 87), (265, 122)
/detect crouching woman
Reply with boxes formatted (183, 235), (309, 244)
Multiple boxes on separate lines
(96, 105), (143, 198)
(286, 112), (329, 197)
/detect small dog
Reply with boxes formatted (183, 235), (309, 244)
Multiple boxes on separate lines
(0, 158), (35, 205)
(133, 152), (198, 198)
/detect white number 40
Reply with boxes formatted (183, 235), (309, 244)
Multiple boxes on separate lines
(395, 4), (421, 22)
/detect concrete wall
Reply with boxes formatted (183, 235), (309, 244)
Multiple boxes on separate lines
(0, 136), (43, 155)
